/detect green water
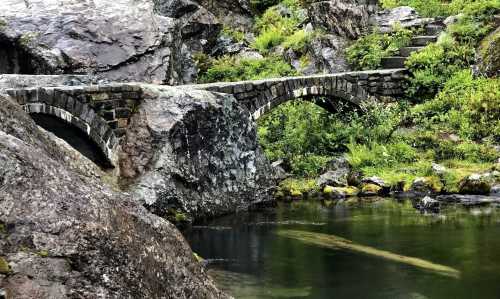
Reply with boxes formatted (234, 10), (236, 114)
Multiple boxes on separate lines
(184, 198), (500, 299)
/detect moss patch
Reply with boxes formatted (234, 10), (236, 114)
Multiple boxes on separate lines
(0, 257), (11, 274)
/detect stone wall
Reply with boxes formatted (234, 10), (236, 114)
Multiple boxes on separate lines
(6, 84), (143, 165)
(191, 69), (409, 119)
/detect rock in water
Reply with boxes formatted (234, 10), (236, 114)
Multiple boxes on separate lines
(0, 0), (197, 84)
(0, 95), (228, 297)
(119, 85), (274, 219)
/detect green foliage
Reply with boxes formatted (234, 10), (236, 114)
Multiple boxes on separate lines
(222, 26), (245, 43)
(200, 55), (296, 83)
(405, 34), (474, 98)
(346, 142), (418, 170)
(253, 26), (287, 53)
(380, 0), (499, 18)
(282, 30), (312, 53)
(346, 26), (413, 70)
(411, 70), (500, 143)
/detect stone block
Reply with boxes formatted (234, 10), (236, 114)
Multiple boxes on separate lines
(115, 107), (131, 118)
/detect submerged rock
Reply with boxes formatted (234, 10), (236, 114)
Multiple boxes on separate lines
(415, 196), (440, 213)
(436, 194), (500, 207)
(0, 95), (227, 298)
(119, 85), (274, 220)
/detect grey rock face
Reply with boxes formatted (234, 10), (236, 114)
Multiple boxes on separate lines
(308, 0), (371, 39)
(316, 157), (351, 187)
(0, 0), (197, 84)
(370, 6), (433, 33)
(0, 95), (228, 298)
(195, 0), (254, 31)
(119, 85), (274, 219)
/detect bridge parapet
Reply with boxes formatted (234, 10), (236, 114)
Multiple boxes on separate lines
(189, 69), (408, 119)
(6, 83), (142, 165)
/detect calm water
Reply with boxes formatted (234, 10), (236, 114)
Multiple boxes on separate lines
(184, 198), (500, 299)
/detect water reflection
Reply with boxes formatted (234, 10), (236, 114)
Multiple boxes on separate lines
(184, 198), (500, 299)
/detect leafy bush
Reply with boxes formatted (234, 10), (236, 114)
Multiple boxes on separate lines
(380, 0), (449, 17)
(346, 27), (413, 70)
(405, 34), (474, 98)
(282, 29), (312, 53)
(253, 26), (287, 53)
(221, 26), (245, 43)
(346, 142), (418, 170)
(199, 55), (297, 83)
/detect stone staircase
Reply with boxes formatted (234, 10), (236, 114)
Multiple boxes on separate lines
(380, 23), (444, 69)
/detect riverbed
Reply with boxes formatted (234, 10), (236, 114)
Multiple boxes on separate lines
(184, 198), (500, 299)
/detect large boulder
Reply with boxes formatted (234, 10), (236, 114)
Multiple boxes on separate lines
(308, 0), (371, 39)
(0, 95), (227, 298)
(119, 85), (274, 220)
(370, 6), (433, 33)
(476, 26), (500, 78)
(0, 0), (201, 84)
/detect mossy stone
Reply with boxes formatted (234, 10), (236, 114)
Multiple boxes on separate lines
(0, 257), (10, 274)
(361, 183), (382, 195)
(477, 27), (500, 77)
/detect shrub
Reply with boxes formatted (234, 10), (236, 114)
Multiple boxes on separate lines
(253, 26), (287, 53)
(221, 26), (245, 43)
(405, 34), (474, 98)
(200, 55), (296, 83)
(282, 29), (312, 53)
(346, 27), (413, 70)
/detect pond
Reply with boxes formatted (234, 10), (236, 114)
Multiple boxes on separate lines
(184, 198), (500, 299)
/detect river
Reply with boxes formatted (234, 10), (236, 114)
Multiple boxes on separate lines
(184, 198), (500, 299)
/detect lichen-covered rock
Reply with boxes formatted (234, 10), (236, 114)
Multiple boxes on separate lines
(323, 186), (360, 198)
(119, 85), (274, 220)
(0, 95), (227, 298)
(370, 6), (433, 33)
(0, 0), (203, 84)
(360, 183), (382, 196)
(459, 173), (493, 195)
(409, 177), (442, 195)
(476, 26), (500, 78)
(195, 0), (254, 31)
(308, 0), (371, 39)
(316, 157), (351, 188)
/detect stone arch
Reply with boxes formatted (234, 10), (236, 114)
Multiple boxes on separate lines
(246, 77), (370, 120)
(22, 101), (119, 167)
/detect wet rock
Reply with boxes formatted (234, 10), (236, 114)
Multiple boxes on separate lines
(436, 194), (500, 207)
(360, 183), (382, 196)
(323, 186), (360, 199)
(0, 0), (206, 84)
(0, 95), (227, 298)
(317, 157), (351, 187)
(361, 176), (388, 188)
(409, 177), (442, 195)
(370, 6), (433, 33)
(120, 85), (274, 220)
(491, 185), (500, 195)
(415, 196), (440, 212)
(459, 173), (493, 195)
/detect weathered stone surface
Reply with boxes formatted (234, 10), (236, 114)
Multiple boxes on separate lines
(436, 194), (500, 207)
(308, 0), (371, 39)
(0, 0), (196, 84)
(195, 0), (254, 31)
(370, 6), (433, 33)
(323, 186), (360, 198)
(119, 85), (274, 220)
(459, 173), (493, 195)
(409, 177), (441, 195)
(0, 94), (227, 298)
(415, 196), (440, 212)
(316, 157), (351, 187)
(476, 26), (500, 78)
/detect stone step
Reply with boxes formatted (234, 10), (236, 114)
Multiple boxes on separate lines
(381, 57), (407, 69)
(411, 36), (438, 46)
(425, 24), (445, 36)
(399, 46), (424, 57)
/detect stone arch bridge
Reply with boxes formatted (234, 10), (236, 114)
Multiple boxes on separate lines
(4, 68), (408, 166)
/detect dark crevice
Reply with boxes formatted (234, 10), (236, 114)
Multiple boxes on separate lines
(0, 34), (53, 74)
(30, 113), (114, 169)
